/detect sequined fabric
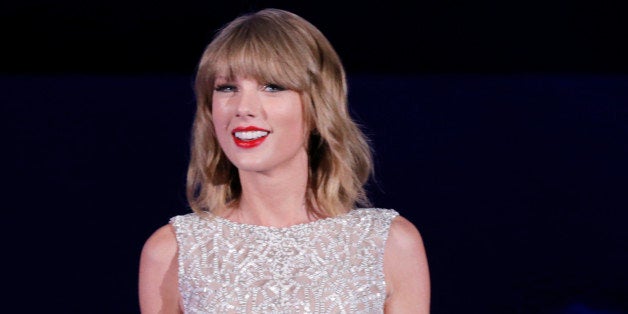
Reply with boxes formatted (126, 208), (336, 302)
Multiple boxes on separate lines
(170, 208), (399, 313)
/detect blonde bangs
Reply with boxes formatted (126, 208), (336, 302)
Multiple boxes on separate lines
(205, 19), (312, 92)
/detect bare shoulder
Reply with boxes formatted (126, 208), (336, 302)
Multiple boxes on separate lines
(384, 215), (431, 313)
(141, 224), (178, 260)
(139, 224), (181, 313)
(387, 215), (424, 250)
(384, 215), (428, 276)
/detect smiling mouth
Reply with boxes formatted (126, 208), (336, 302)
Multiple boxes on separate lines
(233, 130), (269, 141)
(231, 128), (270, 148)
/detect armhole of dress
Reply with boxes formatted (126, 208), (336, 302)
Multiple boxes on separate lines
(380, 209), (400, 253)
(379, 209), (400, 304)
(168, 216), (186, 312)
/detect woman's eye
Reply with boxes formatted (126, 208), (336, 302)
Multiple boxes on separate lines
(264, 84), (286, 92)
(214, 84), (236, 92)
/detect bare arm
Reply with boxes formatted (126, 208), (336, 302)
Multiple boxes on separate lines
(383, 216), (431, 313)
(138, 224), (182, 314)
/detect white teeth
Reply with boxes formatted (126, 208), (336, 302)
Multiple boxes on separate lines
(234, 130), (269, 140)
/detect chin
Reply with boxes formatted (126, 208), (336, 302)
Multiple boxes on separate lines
(231, 159), (269, 173)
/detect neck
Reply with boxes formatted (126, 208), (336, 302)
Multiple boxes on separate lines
(230, 156), (312, 227)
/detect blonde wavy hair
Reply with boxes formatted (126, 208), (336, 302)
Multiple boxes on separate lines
(187, 8), (373, 218)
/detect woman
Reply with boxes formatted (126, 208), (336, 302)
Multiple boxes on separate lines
(139, 8), (430, 313)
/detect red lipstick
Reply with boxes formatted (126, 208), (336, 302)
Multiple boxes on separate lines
(232, 126), (270, 148)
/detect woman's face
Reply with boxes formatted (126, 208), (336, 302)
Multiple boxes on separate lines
(212, 76), (308, 175)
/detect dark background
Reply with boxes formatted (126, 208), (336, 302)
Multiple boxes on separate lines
(3, 1), (627, 313)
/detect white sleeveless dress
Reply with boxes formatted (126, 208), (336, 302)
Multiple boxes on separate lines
(170, 208), (399, 313)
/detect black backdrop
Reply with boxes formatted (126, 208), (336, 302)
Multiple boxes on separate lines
(3, 1), (628, 313)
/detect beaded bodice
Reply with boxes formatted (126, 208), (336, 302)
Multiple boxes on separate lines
(170, 208), (399, 313)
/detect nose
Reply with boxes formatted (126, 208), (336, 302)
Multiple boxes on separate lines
(234, 88), (260, 118)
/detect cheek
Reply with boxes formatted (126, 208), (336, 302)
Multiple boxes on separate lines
(211, 110), (231, 142)
(281, 112), (307, 143)
(280, 96), (306, 130)
(211, 102), (228, 127)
